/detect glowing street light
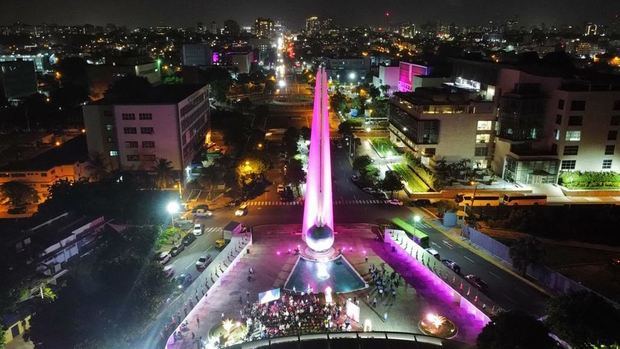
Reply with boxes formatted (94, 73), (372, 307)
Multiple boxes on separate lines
(348, 72), (357, 80)
(413, 215), (421, 234)
(278, 80), (286, 88)
(166, 201), (180, 225)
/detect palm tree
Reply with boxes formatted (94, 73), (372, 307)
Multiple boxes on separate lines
(509, 236), (545, 275)
(86, 152), (110, 181)
(154, 158), (174, 189)
(0, 181), (39, 207)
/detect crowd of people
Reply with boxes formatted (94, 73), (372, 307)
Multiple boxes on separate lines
(241, 291), (355, 340)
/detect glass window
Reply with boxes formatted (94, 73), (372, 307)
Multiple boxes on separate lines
(121, 113), (135, 120)
(565, 130), (581, 141)
(568, 115), (583, 126)
(125, 141), (138, 148)
(140, 127), (154, 134)
(475, 147), (489, 156)
(563, 145), (579, 155)
(126, 155), (139, 161)
(142, 154), (156, 161)
(561, 160), (576, 170)
(555, 115), (562, 125)
(109, 150), (118, 157)
(139, 113), (153, 120)
(123, 127), (137, 134)
(554, 129), (560, 141)
(570, 100), (586, 111)
(476, 120), (492, 131)
(142, 141), (155, 148)
(476, 134), (491, 143)
(602, 159), (612, 170)
(608, 130), (618, 141)
(558, 99), (565, 110)
(611, 115), (620, 126)
(605, 145), (615, 155)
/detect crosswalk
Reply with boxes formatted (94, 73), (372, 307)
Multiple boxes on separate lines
(202, 226), (223, 234)
(246, 199), (394, 207)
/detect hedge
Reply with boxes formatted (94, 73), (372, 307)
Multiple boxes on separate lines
(559, 171), (620, 189)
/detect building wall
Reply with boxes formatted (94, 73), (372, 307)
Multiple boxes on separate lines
(230, 53), (253, 74)
(0, 163), (90, 199)
(182, 44), (213, 67)
(83, 104), (118, 169)
(398, 62), (429, 92)
(374, 66), (399, 94)
(177, 87), (209, 170)
(0, 60), (37, 99)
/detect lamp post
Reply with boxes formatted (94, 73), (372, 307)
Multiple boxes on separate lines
(413, 214), (421, 234)
(166, 201), (180, 226)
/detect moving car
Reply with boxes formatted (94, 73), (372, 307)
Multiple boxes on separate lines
(195, 255), (213, 269)
(235, 204), (248, 216)
(425, 248), (441, 260)
(387, 199), (403, 206)
(441, 259), (461, 274)
(175, 273), (193, 289)
(163, 265), (175, 278)
(276, 184), (285, 193)
(194, 208), (213, 217)
(465, 274), (488, 291)
(192, 223), (203, 236)
(182, 233), (196, 246)
(158, 251), (171, 265)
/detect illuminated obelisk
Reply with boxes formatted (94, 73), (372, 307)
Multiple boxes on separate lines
(302, 67), (334, 253)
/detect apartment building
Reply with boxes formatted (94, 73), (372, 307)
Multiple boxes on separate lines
(389, 87), (496, 168)
(83, 84), (210, 178)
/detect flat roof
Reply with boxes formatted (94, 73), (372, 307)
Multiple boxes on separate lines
(95, 84), (207, 105)
(0, 135), (88, 172)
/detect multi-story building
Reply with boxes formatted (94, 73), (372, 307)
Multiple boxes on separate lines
(306, 16), (320, 34)
(254, 18), (274, 39)
(324, 57), (371, 83)
(397, 62), (431, 92)
(0, 60), (37, 100)
(182, 43), (213, 67)
(372, 65), (400, 95)
(83, 84), (210, 178)
(0, 53), (54, 73)
(389, 87), (496, 168)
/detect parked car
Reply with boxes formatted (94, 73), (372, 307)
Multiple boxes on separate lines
(196, 255), (213, 269)
(235, 204), (248, 216)
(276, 184), (285, 193)
(175, 273), (193, 289)
(182, 233), (196, 246)
(351, 174), (360, 181)
(163, 265), (175, 278)
(425, 248), (441, 260)
(465, 274), (488, 291)
(227, 199), (242, 207)
(170, 243), (185, 257)
(387, 199), (403, 206)
(158, 251), (171, 265)
(192, 223), (203, 236)
(441, 259), (461, 274)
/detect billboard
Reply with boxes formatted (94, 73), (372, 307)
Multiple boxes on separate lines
(258, 288), (281, 304)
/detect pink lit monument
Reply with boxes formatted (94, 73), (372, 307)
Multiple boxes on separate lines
(302, 67), (335, 254)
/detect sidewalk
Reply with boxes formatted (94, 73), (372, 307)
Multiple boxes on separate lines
(413, 206), (553, 298)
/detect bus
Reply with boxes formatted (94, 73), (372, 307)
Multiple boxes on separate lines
(455, 193), (501, 207)
(391, 217), (430, 248)
(501, 194), (548, 206)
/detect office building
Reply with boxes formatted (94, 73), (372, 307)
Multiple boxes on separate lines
(83, 84), (210, 178)
(182, 43), (213, 67)
(324, 57), (371, 83)
(228, 52), (254, 74)
(389, 87), (496, 168)
(397, 62), (431, 92)
(0, 60), (37, 100)
(254, 18), (274, 38)
(372, 65), (400, 95)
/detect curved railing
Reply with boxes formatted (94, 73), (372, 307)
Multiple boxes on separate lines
(227, 331), (459, 349)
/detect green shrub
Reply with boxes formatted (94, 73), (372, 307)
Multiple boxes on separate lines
(404, 152), (437, 189)
(559, 171), (620, 189)
(392, 163), (430, 192)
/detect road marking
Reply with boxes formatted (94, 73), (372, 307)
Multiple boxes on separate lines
(488, 271), (501, 279)
(463, 255), (475, 264)
(442, 240), (454, 248)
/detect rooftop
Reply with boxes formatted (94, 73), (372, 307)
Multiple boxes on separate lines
(0, 135), (88, 172)
(394, 87), (489, 106)
(94, 84), (207, 105)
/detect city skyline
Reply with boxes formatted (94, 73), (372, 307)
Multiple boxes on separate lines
(1, 0), (619, 29)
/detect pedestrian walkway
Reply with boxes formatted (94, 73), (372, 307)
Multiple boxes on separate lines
(246, 199), (394, 207)
(202, 226), (223, 234)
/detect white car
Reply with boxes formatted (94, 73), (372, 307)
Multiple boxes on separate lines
(163, 265), (175, 278)
(195, 255), (213, 269)
(158, 251), (171, 265)
(235, 204), (248, 216)
(192, 223), (203, 236)
(194, 208), (213, 217)
(387, 199), (404, 206)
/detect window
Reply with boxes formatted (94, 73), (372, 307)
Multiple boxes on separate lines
(555, 114), (562, 125)
(139, 113), (153, 120)
(126, 155), (140, 161)
(558, 99), (565, 110)
(423, 148), (436, 156)
(603, 160), (612, 169)
(476, 120), (492, 131)
(105, 124), (113, 131)
(476, 134), (490, 143)
(563, 145), (579, 155)
(568, 115), (583, 126)
(605, 145), (615, 155)
(140, 127), (154, 134)
(142, 154), (156, 161)
(614, 100), (620, 111)
(554, 129), (560, 141)
(611, 115), (620, 126)
(561, 160), (576, 170)
(565, 130), (581, 141)
(125, 141), (138, 148)
(142, 141), (155, 148)
(109, 150), (118, 157)
(40, 172), (47, 177)
(121, 113), (135, 120)
(570, 100), (586, 111)
(608, 130), (618, 141)
(475, 147), (489, 156)
(123, 127), (137, 134)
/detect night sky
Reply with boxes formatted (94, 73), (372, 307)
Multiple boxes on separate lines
(1, 0), (618, 28)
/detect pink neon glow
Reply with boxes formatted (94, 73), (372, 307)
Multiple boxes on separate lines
(303, 67), (334, 248)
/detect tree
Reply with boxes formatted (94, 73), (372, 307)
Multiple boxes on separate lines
(283, 127), (300, 155)
(0, 181), (39, 207)
(361, 165), (380, 185)
(285, 158), (306, 195)
(380, 171), (404, 198)
(352, 155), (373, 173)
(104, 75), (152, 103)
(477, 310), (555, 349)
(509, 236), (545, 275)
(154, 158), (174, 189)
(300, 126), (311, 140)
(56, 57), (89, 92)
(379, 84), (390, 96)
(86, 152), (110, 181)
(546, 291), (620, 348)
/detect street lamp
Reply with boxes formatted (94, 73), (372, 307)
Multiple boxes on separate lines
(413, 215), (421, 234)
(166, 201), (180, 226)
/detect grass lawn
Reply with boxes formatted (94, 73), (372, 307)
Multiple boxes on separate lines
(391, 163), (430, 193)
